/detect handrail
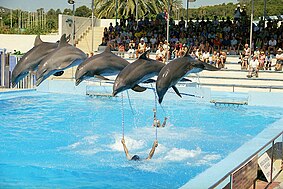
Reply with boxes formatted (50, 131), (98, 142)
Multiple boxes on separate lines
(210, 130), (283, 188)
(217, 69), (283, 73)
(198, 83), (283, 90)
(190, 75), (283, 82)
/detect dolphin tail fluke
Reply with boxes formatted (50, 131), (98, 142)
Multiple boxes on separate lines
(131, 85), (147, 92)
(203, 62), (221, 71)
(53, 71), (64, 76)
(95, 75), (110, 80)
(172, 86), (182, 98)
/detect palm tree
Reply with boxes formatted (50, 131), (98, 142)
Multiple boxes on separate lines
(94, 0), (182, 19)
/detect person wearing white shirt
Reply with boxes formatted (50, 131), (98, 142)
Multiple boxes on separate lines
(202, 51), (210, 63)
(247, 55), (259, 77)
(150, 36), (157, 51)
(156, 46), (166, 63)
(268, 37), (277, 54)
(275, 48), (283, 71)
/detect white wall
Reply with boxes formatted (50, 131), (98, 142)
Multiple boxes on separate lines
(0, 34), (60, 53)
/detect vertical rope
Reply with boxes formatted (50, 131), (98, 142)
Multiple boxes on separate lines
(126, 90), (134, 115)
(121, 92), (125, 139)
(151, 84), (158, 141)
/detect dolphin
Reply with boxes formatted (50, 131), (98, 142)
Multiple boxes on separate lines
(11, 35), (58, 87)
(75, 46), (129, 86)
(156, 51), (220, 103)
(36, 34), (87, 86)
(113, 51), (165, 96)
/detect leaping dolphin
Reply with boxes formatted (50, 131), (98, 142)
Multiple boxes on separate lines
(75, 46), (129, 86)
(36, 34), (87, 86)
(113, 51), (165, 96)
(11, 35), (58, 87)
(156, 51), (220, 103)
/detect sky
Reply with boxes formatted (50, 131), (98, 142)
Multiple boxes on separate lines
(0, 0), (239, 12)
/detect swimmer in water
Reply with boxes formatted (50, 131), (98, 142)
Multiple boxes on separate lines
(121, 138), (158, 161)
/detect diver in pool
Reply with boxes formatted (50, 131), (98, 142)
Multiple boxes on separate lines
(121, 138), (158, 161)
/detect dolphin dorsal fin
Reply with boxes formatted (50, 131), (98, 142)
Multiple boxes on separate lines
(184, 49), (190, 57)
(139, 50), (150, 60)
(104, 45), (111, 52)
(58, 34), (68, 47)
(34, 35), (43, 46)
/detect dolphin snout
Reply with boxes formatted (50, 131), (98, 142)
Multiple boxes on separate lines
(75, 79), (82, 86)
(112, 90), (118, 97)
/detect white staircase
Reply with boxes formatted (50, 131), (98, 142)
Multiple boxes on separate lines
(76, 26), (104, 53)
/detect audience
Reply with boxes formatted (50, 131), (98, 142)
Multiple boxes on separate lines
(99, 4), (282, 72)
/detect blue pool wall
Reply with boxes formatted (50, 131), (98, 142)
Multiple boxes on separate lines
(36, 79), (212, 103)
(36, 79), (283, 108)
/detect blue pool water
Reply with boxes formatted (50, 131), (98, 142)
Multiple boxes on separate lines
(0, 91), (282, 188)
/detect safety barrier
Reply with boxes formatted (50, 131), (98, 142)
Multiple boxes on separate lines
(198, 83), (283, 92)
(210, 131), (283, 189)
(0, 49), (35, 89)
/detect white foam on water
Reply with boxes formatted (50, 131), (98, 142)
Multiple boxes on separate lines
(164, 147), (202, 161)
(109, 135), (145, 152)
(58, 135), (102, 155)
(195, 154), (221, 166)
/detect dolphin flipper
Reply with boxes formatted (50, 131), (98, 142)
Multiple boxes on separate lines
(53, 71), (64, 76)
(203, 62), (220, 71)
(132, 85), (147, 92)
(172, 86), (182, 98)
(180, 78), (192, 82)
(95, 75), (110, 80)
(143, 79), (156, 83)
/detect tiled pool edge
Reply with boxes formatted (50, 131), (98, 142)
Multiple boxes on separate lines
(180, 118), (283, 189)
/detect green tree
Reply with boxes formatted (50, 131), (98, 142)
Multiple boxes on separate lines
(94, 0), (182, 19)
(63, 8), (72, 15)
(75, 5), (92, 17)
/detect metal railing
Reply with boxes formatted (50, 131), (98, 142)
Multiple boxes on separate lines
(198, 83), (283, 92)
(210, 131), (283, 189)
(0, 52), (35, 89)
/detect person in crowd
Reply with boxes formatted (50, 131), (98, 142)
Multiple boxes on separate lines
(136, 38), (147, 58)
(219, 51), (227, 68)
(230, 36), (238, 54)
(275, 48), (283, 71)
(211, 51), (218, 66)
(128, 40), (136, 59)
(150, 35), (157, 52)
(247, 55), (259, 78)
(118, 42), (125, 58)
(172, 41), (182, 58)
(265, 53), (272, 70)
(221, 35), (231, 54)
(156, 45), (166, 63)
(163, 40), (170, 60)
(258, 51), (266, 70)
(268, 37), (277, 54)
(242, 43), (250, 70)
(202, 50), (210, 63)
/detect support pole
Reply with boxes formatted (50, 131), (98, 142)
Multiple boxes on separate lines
(91, 0), (94, 52)
(1, 49), (6, 87)
(166, 0), (170, 63)
(249, 0), (254, 55)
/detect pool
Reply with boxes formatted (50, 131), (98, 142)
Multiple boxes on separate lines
(0, 91), (282, 188)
